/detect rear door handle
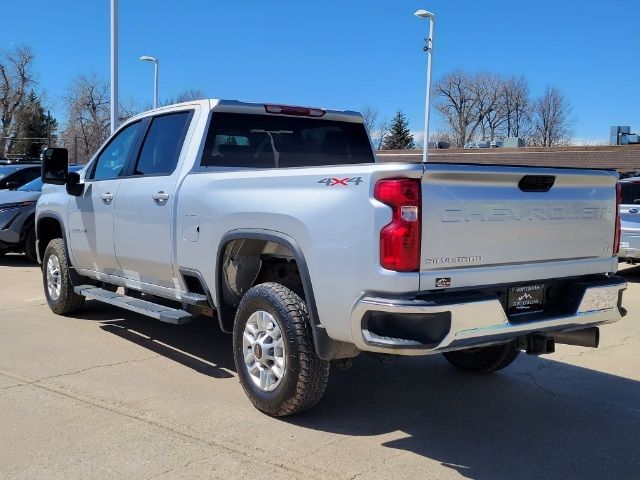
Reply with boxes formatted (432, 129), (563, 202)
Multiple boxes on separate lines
(100, 192), (113, 204)
(152, 191), (170, 202)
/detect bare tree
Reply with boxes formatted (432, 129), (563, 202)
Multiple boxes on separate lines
(503, 75), (531, 139)
(0, 46), (35, 154)
(360, 105), (378, 133)
(434, 71), (473, 147)
(530, 86), (574, 147)
(430, 130), (455, 147)
(60, 74), (110, 164)
(478, 73), (506, 141)
(160, 88), (207, 107)
(60, 74), (142, 163)
(433, 71), (501, 147)
(374, 117), (390, 150)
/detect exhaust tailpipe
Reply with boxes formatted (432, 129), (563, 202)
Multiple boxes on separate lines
(552, 327), (599, 348)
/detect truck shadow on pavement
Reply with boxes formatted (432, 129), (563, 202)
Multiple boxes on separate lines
(619, 264), (640, 284)
(75, 301), (235, 379)
(0, 254), (36, 267)
(72, 300), (639, 480)
(292, 353), (640, 480)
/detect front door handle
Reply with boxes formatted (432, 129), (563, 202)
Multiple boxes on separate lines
(152, 191), (170, 203)
(100, 192), (113, 204)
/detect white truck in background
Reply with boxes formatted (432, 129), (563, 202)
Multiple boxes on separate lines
(36, 99), (626, 416)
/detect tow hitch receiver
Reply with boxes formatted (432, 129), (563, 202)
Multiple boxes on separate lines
(524, 334), (555, 355)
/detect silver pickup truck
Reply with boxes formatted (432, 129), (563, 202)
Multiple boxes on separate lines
(36, 99), (626, 416)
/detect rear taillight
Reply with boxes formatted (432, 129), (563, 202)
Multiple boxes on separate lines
(614, 182), (622, 255)
(374, 178), (421, 272)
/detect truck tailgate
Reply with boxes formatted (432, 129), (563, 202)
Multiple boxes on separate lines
(420, 163), (619, 288)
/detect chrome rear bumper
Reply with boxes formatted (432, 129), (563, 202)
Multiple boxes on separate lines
(350, 277), (627, 356)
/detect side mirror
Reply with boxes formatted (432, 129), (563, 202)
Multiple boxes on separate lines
(41, 148), (69, 185)
(634, 199), (640, 205)
(66, 172), (84, 197)
(4, 181), (18, 190)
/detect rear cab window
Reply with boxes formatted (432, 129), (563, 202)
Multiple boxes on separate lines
(200, 112), (374, 168)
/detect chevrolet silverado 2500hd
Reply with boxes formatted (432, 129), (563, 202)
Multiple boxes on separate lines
(36, 99), (627, 416)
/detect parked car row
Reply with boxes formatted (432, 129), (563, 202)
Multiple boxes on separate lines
(0, 165), (82, 261)
(0, 163), (41, 190)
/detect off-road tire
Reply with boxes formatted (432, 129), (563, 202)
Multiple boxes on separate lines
(233, 282), (330, 416)
(42, 238), (85, 315)
(442, 341), (520, 373)
(24, 227), (37, 263)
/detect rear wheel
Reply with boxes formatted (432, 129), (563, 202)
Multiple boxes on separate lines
(42, 238), (85, 315)
(442, 341), (520, 373)
(233, 282), (330, 416)
(24, 227), (37, 263)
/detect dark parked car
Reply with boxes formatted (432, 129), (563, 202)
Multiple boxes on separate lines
(0, 164), (41, 190)
(0, 166), (82, 262)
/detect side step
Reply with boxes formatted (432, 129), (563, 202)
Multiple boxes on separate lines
(74, 285), (193, 325)
(180, 292), (209, 306)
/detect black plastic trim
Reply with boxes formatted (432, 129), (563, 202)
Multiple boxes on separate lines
(518, 175), (555, 192)
(216, 229), (359, 360)
(179, 267), (214, 308)
(362, 310), (451, 349)
(35, 212), (83, 286)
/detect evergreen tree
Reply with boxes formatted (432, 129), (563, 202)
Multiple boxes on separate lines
(381, 110), (415, 150)
(10, 91), (57, 157)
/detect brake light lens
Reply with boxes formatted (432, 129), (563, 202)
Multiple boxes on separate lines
(374, 178), (421, 272)
(614, 182), (622, 255)
(264, 104), (326, 117)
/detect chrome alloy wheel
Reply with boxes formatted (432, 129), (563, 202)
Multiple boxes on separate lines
(242, 310), (286, 392)
(46, 254), (62, 301)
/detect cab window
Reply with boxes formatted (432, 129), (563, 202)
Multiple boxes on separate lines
(134, 112), (191, 176)
(91, 122), (142, 180)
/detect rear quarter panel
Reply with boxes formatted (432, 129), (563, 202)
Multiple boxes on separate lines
(176, 163), (422, 343)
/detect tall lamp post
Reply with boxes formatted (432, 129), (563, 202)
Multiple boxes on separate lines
(140, 55), (159, 109)
(415, 9), (435, 163)
(110, 0), (119, 133)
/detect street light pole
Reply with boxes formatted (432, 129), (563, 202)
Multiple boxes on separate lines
(415, 9), (435, 163)
(139, 56), (159, 109)
(110, 0), (119, 134)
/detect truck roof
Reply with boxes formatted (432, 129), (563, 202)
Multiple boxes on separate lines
(127, 99), (364, 124)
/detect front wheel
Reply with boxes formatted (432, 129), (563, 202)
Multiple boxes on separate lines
(233, 282), (330, 416)
(442, 341), (520, 373)
(42, 238), (85, 315)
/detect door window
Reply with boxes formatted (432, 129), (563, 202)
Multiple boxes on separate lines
(91, 122), (142, 181)
(134, 112), (192, 176)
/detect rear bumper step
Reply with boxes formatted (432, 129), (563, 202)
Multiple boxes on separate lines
(74, 285), (193, 325)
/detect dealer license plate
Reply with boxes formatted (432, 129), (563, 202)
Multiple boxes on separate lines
(508, 284), (545, 315)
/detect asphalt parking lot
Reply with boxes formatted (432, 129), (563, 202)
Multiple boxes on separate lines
(1, 255), (639, 480)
